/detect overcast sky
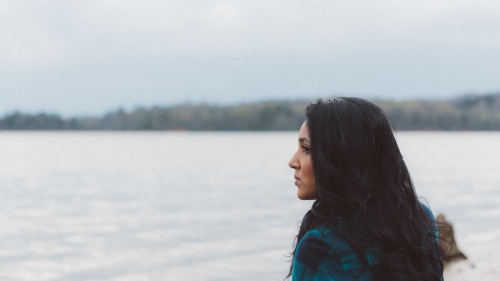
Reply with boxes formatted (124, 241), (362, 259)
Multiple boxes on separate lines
(1, 0), (500, 116)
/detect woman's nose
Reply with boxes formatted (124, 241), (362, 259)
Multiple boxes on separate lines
(289, 152), (299, 169)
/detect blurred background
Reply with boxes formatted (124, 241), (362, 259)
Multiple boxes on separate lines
(0, 1), (499, 280)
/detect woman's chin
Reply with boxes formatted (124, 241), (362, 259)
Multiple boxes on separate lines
(297, 190), (315, 200)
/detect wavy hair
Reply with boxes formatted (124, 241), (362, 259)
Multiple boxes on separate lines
(287, 98), (442, 280)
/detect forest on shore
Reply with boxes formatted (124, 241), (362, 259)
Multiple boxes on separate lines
(1, 93), (499, 131)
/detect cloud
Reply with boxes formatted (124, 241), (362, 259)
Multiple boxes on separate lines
(1, 0), (500, 115)
(4, 0), (500, 61)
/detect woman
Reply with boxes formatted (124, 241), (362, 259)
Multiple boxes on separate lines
(287, 98), (443, 280)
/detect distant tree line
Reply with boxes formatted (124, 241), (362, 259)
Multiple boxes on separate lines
(375, 93), (500, 130)
(1, 93), (499, 131)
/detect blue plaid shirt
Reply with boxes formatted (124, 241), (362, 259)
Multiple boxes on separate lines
(292, 205), (442, 280)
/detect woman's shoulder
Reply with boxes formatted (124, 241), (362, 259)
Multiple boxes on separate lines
(292, 227), (346, 280)
(297, 226), (350, 253)
(295, 226), (343, 262)
(293, 226), (379, 280)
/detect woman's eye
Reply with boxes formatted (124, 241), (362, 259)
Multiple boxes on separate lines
(301, 146), (310, 153)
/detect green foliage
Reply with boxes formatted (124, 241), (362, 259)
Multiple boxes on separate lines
(371, 93), (500, 130)
(0, 112), (67, 130)
(1, 93), (499, 130)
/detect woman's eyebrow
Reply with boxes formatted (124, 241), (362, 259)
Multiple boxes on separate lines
(298, 137), (310, 143)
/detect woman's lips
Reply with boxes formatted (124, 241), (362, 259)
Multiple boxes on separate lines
(294, 176), (300, 185)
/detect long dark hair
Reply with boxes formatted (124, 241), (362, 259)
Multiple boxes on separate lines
(287, 98), (442, 280)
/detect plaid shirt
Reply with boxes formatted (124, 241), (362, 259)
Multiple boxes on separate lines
(292, 204), (442, 280)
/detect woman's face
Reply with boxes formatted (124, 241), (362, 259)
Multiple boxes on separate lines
(288, 121), (316, 200)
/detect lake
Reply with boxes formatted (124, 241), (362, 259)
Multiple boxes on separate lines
(0, 132), (499, 280)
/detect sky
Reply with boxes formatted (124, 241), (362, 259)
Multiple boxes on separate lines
(1, 0), (500, 116)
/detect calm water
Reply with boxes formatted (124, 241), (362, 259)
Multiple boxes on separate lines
(0, 132), (499, 280)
